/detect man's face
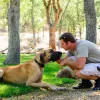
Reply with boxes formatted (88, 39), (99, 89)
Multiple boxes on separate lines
(60, 39), (69, 50)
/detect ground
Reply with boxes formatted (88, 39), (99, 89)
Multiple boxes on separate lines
(3, 85), (100, 100)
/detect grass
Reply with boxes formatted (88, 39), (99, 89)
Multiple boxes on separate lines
(0, 54), (76, 98)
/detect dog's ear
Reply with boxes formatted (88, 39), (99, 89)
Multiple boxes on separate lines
(40, 53), (45, 63)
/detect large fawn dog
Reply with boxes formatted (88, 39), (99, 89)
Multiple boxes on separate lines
(0, 49), (66, 90)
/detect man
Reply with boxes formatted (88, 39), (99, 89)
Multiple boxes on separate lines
(58, 32), (100, 90)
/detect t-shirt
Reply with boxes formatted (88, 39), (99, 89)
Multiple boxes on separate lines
(67, 40), (100, 63)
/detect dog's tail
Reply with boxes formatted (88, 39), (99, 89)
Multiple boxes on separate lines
(0, 69), (4, 78)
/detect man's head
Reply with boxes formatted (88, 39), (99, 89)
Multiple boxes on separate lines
(59, 32), (76, 50)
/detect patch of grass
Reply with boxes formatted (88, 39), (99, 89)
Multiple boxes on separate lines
(0, 54), (6, 67)
(43, 62), (76, 85)
(0, 81), (36, 97)
(0, 54), (76, 98)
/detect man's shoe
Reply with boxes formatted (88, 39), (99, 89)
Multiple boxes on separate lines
(73, 83), (86, 89)
(73, 79), (93, 89)
(73, 83), (93, 89)
(92, 77), (100, 90)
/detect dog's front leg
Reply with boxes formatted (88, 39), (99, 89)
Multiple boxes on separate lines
(29, 82), (67, 91)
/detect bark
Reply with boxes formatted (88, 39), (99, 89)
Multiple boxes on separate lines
(84, 0), (97, 43)
(76, 0), (82, 39)
(31, 0), (36, 47)
(4, 0), (20, 65)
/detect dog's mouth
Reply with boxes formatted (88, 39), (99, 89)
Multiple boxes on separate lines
(49, 51), (62, 62)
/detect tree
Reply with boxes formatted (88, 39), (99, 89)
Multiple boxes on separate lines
(4, 0), (20, 65)
(43, 0), (62, 50)
(84, 0), (97, 43)
(31, 0), (36, 47)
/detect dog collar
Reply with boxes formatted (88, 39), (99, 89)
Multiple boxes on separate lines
(34, 59), (44, 68)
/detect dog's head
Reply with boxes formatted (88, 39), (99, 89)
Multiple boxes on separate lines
(35, 49), (62, 64)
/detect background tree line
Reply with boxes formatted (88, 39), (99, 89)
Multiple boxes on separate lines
(0, 0), (99, 64)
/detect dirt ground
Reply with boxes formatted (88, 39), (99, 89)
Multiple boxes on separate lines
(3, 84), (100, 100)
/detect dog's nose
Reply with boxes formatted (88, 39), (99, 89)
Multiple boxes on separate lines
(49, 51), (62, 62)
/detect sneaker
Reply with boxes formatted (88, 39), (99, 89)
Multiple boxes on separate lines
(73, 79), (93, 89)
(92, 77), (100, 90)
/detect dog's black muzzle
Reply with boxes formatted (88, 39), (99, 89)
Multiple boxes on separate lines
(49, 51), (62, 62)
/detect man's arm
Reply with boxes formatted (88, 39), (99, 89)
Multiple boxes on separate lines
(60, 57), (86, 70)
(56, 56), (67, 64)
(56, 50), (74, 64)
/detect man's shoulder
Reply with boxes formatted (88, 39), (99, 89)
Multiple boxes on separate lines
(76, 39), (87, 46)
(77, 39), (94, 45)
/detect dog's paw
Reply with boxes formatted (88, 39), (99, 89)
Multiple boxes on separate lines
(50, 86), (67, 91)
(56, 86), (67, 91)
(50, 86), (59, 91)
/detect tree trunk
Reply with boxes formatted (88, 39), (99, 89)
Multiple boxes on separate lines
(49, 26), (56, 49)
(31, 0), (36, 47)
(4, 0), (20, 65)
(84, 0), (97, 43)
(76, 0), (82, 39)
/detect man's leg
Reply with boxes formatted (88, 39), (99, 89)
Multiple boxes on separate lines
(73, 70), (93, 89)
(75, 70), (98, 80)
(75, 70), (100, 90)
(93, 77), (100, 90)
(73, 79), (93, 89)
(67, 56), (93, 89)
(80, 63), (100, 90)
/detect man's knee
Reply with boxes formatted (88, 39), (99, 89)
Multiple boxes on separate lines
(74, 71), (82, 78)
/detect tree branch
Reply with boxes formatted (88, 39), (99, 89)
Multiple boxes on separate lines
(53, 0), (62, 26)
(43, 0), (52, 25)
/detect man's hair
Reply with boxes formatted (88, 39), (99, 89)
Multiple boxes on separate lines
(59, 32), (76, 43)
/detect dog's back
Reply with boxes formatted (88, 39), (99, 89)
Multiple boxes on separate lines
(0, 60), (42, 84)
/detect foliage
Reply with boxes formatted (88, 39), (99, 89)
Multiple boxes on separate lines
(0, 0), (100, 33)
(20, 0), (46, 32)
(58, 0), (84, 33)
(0, 54), (76, 98)
(0, 0), (9, 29)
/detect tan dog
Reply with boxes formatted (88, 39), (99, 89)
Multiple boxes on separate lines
(0, 49), (66, 91)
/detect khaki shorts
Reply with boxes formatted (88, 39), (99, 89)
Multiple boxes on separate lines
(68, 56), (100, 77)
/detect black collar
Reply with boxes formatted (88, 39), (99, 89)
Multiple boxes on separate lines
(34, 59), (44, 68)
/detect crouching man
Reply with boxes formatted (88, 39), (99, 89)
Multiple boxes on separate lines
(58, 32), (100, 90)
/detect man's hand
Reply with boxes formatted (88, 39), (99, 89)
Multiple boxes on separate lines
(60, 59), (68, 68)
(56, 59), (64, 64)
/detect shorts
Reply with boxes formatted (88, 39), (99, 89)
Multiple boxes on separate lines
(68, 56), (100, 77)
(80, 63), (100, 77)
